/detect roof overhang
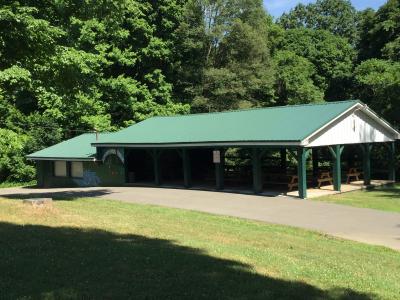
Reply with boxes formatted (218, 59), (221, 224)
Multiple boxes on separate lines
(91, 141), (302, 148)
(301, 102), (400, 147)
(362, 106), (400, 138)
(27, 157), (96, 161)
(93, 103), (399, 149)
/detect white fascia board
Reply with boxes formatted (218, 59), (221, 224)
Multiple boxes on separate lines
(300, 103), (361, 146)
(362, 106), (400, 138)
(301, 103), (400, 146)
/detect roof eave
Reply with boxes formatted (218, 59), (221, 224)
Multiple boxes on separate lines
(91, 141), (302, 148)
(361, 106), (400, 138)
(300, 102), (400, 146)
(27, 156), (96, 161)
(300, 102), (360, 147)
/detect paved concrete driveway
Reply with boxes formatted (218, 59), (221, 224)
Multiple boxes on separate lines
(1, 186), (399, 250)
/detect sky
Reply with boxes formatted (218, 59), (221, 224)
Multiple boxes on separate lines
(264, 0), (388, 18)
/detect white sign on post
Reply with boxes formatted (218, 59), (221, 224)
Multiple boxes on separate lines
(213, 150), (221, 163)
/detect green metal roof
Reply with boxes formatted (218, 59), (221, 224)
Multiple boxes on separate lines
(93, 100), (360, 146)
(27, 133), (103, 160)
(28, 101), (366, 160)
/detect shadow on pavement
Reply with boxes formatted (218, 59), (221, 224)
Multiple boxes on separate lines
(0, 188), (112, 200)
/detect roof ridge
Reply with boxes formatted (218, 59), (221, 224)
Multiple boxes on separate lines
(150, 100), (361, 119)
(73, 132), (114, 137)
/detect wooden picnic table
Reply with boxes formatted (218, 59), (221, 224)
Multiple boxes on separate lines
(317, 171), (333, 188)
(346, 167), (362, 183)
(264, 173), (299, 192)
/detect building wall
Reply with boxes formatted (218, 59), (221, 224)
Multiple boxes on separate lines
(307, 110), (395, 147)
(36, 155), (125, 188)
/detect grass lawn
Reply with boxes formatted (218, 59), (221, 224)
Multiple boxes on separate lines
(314, 183), (400, 213)
(0, 180), (36, 189)
(0, 197), (399, 299)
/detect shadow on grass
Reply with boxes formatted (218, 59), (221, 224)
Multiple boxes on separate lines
(0, 222), (373, 299)
(0, 188), (112, 201)
(365, 184), (400, 199)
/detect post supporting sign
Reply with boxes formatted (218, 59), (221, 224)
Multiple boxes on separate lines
(214, 149), (224, 190)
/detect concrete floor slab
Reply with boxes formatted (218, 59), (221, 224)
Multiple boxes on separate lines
(286, 180), (394, 198)
(0, 186), (399, 251)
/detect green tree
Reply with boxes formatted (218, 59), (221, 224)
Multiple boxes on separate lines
(354, 59), (400, 126)
(273, 50), (324, 105)
(44, 0), (189, 127)
(0, 0), (189, 132)
(0, 129), (35, 182)
(177, 0), (276, 112)
(278, 28), (356, 101)
(357, 8), (377, 61)
(0, 3), (64, 160)
(278, 0), (359, 42)
(357, 0), (400, 61)
(169, 0), (206, 104)
(0, 0), (190, 182)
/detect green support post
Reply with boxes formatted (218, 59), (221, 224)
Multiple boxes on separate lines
(388, 142), (396, 181)
(36, 161), (44, 187)
(215, 149), (224, 190)
(124, 149), (128, 183)
(329, 145), (343, 192)
(152, 149), (161, 186)
(252, 148), (263, 194)
(297, 147), (308, 199)
(182, 149), (192, 188)
(362, 143), (372, 186)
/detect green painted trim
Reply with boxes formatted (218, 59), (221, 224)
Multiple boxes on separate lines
(252, 148), (263, 194)
(388, 142), (396, 181)
(290, 148), (311, 163)
(152, 149), (161, 186)
(306, 148), (312, 159)
(297, 147), (307, 199)
(215, 149), (225, 190)
(182, 149), (192, 188)
(328, 145), (344, 159)
(361, 144), (372, 185)
(331, 145), (342, 192)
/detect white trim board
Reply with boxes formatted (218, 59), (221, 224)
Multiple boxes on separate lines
(304, 106), (398, 147)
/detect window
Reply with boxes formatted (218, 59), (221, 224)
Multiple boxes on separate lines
(71, 161), (83, 178)
(54, 161), (67, 177)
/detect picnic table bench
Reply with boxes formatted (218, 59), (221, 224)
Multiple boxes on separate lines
(317, 171), (333, 188)
(264, 174), (299, 192)
(346, 167), (362, 183)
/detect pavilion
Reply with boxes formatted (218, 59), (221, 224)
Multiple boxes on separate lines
(28, 100), (399, 198)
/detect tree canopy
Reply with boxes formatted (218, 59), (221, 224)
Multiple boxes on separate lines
(278, 0), (359, 41)
(0, 0), (399, 182)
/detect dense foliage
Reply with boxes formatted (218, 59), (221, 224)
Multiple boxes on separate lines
(0, 0), (399, 182)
